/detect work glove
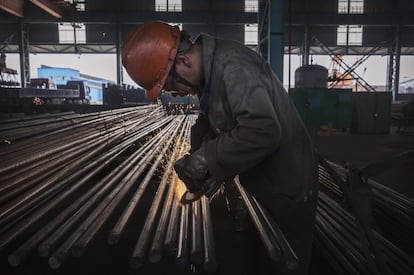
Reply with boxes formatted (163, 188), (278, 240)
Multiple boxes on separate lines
(174, 145), (209, 194)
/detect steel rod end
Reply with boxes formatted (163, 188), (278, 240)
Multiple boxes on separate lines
(203, 260), (218, 273)
(8, 254), (20, 267)
(129, 257), (144, 270)
(37, 245), (50, 257)
(71, 246), (84, 257)
(148, 252), (162, 263)
(48, 256), (61, 269)
(287, 259), (300, 271)
(175, 257), (189, 269)
(107, 234), (119, 245)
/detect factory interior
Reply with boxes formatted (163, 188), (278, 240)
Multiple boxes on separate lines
(1, 0), (414, 274)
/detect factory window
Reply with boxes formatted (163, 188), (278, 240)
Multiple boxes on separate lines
(245, 24), (258, 45)
(64, 0), (86, 11)
(58, 23), (86, 44)
(338, 0), (364, 14)
(337, 25), (363, 45)
(245, 0), (258, 12)
(155, 0), (182, 12)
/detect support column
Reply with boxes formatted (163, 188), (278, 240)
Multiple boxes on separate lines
(258, 0), (284, 80)
(302, 24), (311, 66)
(387, 25), (401, 101)
(18, 21), (30, 87)
(116, 22), (123, 85)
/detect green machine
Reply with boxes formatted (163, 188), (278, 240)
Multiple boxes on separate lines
(289, 88), (392, 134)
(289, 88), (353, 129)
(351, 92), (392, 134)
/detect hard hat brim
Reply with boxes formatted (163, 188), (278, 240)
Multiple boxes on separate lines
(146, 84), (163, 100)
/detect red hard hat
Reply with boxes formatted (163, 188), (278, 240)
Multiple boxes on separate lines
(122, 21), (180, 100)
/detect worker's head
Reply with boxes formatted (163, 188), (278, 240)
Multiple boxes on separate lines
(122, 21), (197, 100)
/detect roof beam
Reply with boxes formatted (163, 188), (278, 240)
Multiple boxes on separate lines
(0, 0), (24, 17)
(29, 0), (62, 18)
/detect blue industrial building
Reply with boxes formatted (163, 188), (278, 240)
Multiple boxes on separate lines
(37, 65), (114, 104)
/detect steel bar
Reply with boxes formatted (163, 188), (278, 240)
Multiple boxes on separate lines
(251, 195), (299, 270)
(200, 195), (217, 273)
(175, 203), (190, 270)
(233, 176), (282, 262)
(72, 116), (182, 258)
(129, 117), (183, 269)
(163, 188), (182, 254)
(314, 222), (361, 274)
(190, 199), (204, 265)
(147, 174), (177, 263)
(0, 124), (129, 229)
(0, 135), (108, 204)
(108, 119), (179, 246)
(0, 107), (162, 173)
(3, 118), (167, 253)
(6, 139), (132, 266)
(0, 107), (147, 157)
(316, 164), (414, 275)
(44, 119), (175, 268)
(147, 116), (190, 263)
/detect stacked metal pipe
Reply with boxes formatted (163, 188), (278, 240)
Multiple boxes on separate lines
(324, 160), (414, 235)
(316, 163), (414, 275)
(2, 107), (413, 274)
(0, 108), (222, 274)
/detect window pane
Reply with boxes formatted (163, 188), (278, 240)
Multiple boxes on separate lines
(245, 24), (257, 45)
(350, 0), (364, 14)
(155, 0), (167, 11)
(337, 25), (347, 45)
(337, 25), (362, 45)
(348, 25), (363, 45)
(156, 0), (181, 12)
(169, 0), (182, 12)
(58, 23), (86, 44)
(338, 0), (348, 13)
(245, 0), (258, 12)
(338, 0), (364, 14)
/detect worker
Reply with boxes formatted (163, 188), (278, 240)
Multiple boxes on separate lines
(122, 21), (319, 275)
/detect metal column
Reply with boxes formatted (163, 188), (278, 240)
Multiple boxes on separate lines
(116, 22), (123, 85)
(18, 21), (30, 87)
(387, 25), (401, 101)
(258, 0), (284, 80)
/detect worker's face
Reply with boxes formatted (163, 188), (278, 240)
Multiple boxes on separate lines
(163, 74), (194, 97)
(162, 45), (203, 96)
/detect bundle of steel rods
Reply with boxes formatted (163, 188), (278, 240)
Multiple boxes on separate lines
(0, 109), (222, 274)
(325, 160), (414, 230)
(3, 108), (411, 274)
(316, 163), (414, 274)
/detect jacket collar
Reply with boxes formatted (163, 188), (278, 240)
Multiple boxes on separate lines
(194, 33), (215, 98)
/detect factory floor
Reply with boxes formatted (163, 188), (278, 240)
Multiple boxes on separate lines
(1, 125), (413, 275)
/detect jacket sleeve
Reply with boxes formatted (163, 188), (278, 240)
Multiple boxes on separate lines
(204, 53), (283, 180)
(190, 113), (214, 154)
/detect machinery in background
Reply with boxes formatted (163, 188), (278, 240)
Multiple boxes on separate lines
(19, 78), (91, 104)
(290, 64), (393, 134)
(159, 92), (199, 114)
(0, 53), (19, 88)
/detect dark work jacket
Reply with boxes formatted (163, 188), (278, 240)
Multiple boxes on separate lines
(195, 33), (318, 214)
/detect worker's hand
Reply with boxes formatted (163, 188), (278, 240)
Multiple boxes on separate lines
(174, 146), (209, 194)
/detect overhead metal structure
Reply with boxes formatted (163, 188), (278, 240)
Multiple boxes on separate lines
(0, 0), (413, 94)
